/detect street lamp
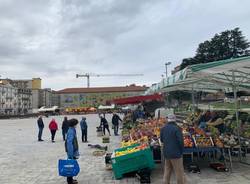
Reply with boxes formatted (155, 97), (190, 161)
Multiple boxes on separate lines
(165, 62), (171, 78)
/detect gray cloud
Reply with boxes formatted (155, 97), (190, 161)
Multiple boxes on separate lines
(0, 0), (250, 89)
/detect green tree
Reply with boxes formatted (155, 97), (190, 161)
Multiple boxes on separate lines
(180, 28), (250, 69)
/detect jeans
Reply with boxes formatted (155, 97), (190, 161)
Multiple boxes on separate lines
(81, 129), (87, 142)
(114, 125), (119, 135)
(50, 130), (56, 141)
(62, 129), (68, 141)
(38, 127), (43, 140)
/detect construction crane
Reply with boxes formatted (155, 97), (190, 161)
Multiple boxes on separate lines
(76, 73), (143, 88)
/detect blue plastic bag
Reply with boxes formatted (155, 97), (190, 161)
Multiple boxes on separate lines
(58, 159), (80, 177)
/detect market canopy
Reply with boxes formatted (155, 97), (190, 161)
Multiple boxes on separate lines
(146, 56), (250, 93)
(111, 94), (163, 105)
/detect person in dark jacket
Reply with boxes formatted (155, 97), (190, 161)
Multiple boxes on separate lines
(62, 117), (69, 141)
(37, 116), (44, 141)
(49, 118), (58, 143)
(100, 115), (111, 136)
(80, 117), (88, 142)
(65, 119), (79, 184)
(112, 113), (122, 136)
(160, 114), (186, 184)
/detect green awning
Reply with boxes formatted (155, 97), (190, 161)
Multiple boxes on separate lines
(146, 56), (250, 93)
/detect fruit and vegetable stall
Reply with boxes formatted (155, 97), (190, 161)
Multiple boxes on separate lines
(110, 110), (250, 179)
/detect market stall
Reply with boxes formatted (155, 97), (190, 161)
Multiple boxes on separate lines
(114, 116), (233, 177)
(110, 57), (250, 180)
(146, 56), (250, 166)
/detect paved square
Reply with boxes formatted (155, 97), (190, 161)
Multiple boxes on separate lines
(0, 114), (250, 184)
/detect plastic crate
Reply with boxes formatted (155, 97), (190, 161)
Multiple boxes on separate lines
(111, 144), (155, 179)
(193, 136), (214, 148)
(103, 136), (110, 143)
(97, 130), (103, 137)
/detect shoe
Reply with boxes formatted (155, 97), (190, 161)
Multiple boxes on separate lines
(52, 140), (55, 143)
(68, 180), (78, 184)
(38, 139), (44, 142)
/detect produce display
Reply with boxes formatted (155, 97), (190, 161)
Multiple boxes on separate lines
(219, 134), (238, 146)
(120, 109), (249, 160)
(183, 135), (194, 148)
(111, 109), (249, 180)
(193, 136), (214, 147)
(194, 128), (206, 136)
(242, 127), (250, 138)
(121, 118), (165, 146)
(121, 140), (139, 147)
(182, 112), (250, 149)
(115, 144), (148, 157)
(207, 126), (220, 137)
(213, 137), (224, 148)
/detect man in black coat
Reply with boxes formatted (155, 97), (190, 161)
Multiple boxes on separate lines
(62, 116), (69, 141)
(112, 113), (122, 136)
(100, 115), (111, 136)
(37, 116), (44, 141)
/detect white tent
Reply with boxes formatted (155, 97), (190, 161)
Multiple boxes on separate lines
(147, 56), (250, 93)
(98, 104), (115, 110)
(38, 106), (59, 112)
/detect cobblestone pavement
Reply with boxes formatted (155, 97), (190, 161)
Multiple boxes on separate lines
(0, 114), (250, 184)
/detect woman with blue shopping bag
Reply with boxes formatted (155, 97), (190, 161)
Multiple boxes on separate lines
(63, 119), (80, 184)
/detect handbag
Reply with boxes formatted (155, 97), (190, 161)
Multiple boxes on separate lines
(58, 159), (80, 177)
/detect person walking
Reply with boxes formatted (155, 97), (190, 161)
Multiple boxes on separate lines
(80, 117), (88, 142)
(100, 115), (111, 136)
(112, 113), (122, 136)
(160, 114), (186, 184)
(49, 118), (58, 143)
(65, 119), (80, 184)
(62, 117), (69, 141)
(37, 116), (44, 141)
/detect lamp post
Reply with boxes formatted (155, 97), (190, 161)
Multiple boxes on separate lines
(165, 62), (171, 78)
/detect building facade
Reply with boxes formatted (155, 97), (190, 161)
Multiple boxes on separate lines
(32, 88), (53, 109)
(3, 79), (33, 114)
(17, 88), (32, 114)
(57, 85), (148, 108)
(51, 91), (60, 107)
(0, 82), (18, 115)
(0, 78), (43, 114)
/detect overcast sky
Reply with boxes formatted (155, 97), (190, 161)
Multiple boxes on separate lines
(0, 0), (250, 90)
